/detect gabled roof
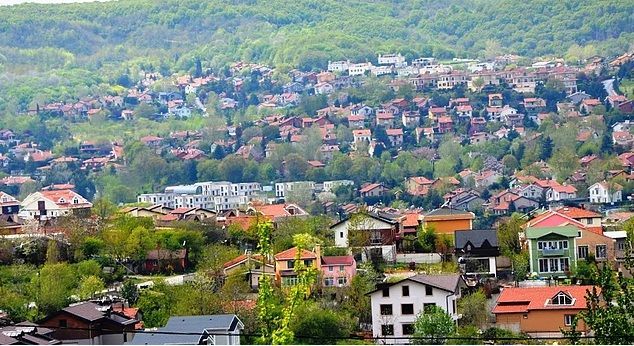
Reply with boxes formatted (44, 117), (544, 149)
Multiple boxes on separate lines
(492, 286), (595, 314)
(368, 274), (463, 295)
(455, 229), (498, 248)
(321, 255), (355, 266)
(555, 207), (601, 219)
(525, 225), (579, 239)
(274, 247), (316, 261)
(127, 314), (243, 345)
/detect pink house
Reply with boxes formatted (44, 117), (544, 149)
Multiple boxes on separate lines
(320, 255), (356, 287)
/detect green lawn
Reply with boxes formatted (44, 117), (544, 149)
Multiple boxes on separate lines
(620, 78), (634, 99)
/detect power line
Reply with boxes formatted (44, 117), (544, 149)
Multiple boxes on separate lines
(32, 325), (634, 342)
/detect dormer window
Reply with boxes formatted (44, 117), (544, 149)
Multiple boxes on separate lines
(550, 292), (574, 305)
(72, 197), (79, 204)
(58, 198), (66, 204)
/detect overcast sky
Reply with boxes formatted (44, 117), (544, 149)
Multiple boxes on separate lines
(0, 0), (111, 5)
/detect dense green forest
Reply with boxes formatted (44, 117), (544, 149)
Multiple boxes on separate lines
(0, 0), (632, 113)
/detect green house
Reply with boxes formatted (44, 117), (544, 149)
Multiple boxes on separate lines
(525, 225), (579, 278)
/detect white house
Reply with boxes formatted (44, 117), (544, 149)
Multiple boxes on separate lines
(546, 184), (578, 202)
(327, 60), (350, 73)
(378, 53), (406, 68)
(348, 62), (373, 76)
(19, 189), (92, 220)
(322, 180), (355, 193)
(589, 181), (623, 204)
(369, 274), (464, 344)
(275, 181), (316, 199)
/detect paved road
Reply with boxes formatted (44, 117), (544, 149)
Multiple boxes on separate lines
(603, 78), (616, 97)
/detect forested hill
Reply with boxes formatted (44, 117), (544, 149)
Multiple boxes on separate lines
(0, 0), (632, 72)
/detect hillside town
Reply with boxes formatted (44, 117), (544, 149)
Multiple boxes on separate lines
(1, 47), (634, 345)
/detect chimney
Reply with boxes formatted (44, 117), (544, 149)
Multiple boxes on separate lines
(314, 244), (321, 266)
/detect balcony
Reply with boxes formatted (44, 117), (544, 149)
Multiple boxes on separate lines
(540, 248), (565, 256)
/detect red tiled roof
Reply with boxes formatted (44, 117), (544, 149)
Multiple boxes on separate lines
(555, 207), (601, 219)
(493, 286), (595, 314)
(321, 255), (355, 266)
(360, 183), (383, 193)
(403, 212), (421, 228)
(274, 247), (316, 261)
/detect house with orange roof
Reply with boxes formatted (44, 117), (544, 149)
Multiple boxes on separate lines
(405, 176), (435, 196)
(493, 285), (594, 336)
(247, 203), (308, 224)
(359, 183), (389, 199)
(223, 252), (274, 290)
(273, 246), (319, 286)
(545, 183), (577, 202)
(19, 189), (92, 220)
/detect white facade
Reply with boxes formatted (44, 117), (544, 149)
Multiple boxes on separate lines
(327, 60), (350, 72)
(378, 54), (406, 67)
(589, 183), (623, 204)
(138, 181), (261, 211)
(19, 190), (92, 220)
(369, 277), (461, 344)
(323, 180), (355, 193)
(275, 181), (316, 198)
(332, 216), (393, 248)
(546, 188), (577, 202)
(348, 62), (373, 76)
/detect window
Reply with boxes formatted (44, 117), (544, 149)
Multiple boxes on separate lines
(402, 324), (415, 336)
(324, 277), (334, 287)
(423, 303), (436, 313)
(402, 285), (410, 297)
(339, 232), (344, 239)
(381, 325), (394, 336)
(578, 246), (589, 259)
(425, 285), (433, 296)
(380, 304), (393, 315)
(304, 260), (312, 267)
(401, 304), (414, 315)
(537, 240), (568, 250)
(618, 241), (627, 251)
(337, 277), (347, 286)
(538, 258), (569, 273)
(551, 292), (574, 305)
(59, 319), (67, 327)
(382, 288), (390, 297)
(328, 266), (333, 272)
(564, 314), (575, 326)
(596, 245), (607, 259)
(287, 260), (294, 269)
(339, 265), (345, 271)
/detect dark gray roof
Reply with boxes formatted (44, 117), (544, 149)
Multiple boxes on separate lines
(367, 274), (462, 296)
(455, 229), (498, 248)
(126, 315), (243, 345)
(63, 302), (105, 322)
(408, 274), (462, 293)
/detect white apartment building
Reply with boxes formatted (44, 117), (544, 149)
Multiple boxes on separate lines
(137, 181), (262, 211)
(275, 181), (316, 198)
(322, 180), (355, 193)
(378, 54), (406, 68)
(327, 60), (350, 73)
(348, 62), (373, 76)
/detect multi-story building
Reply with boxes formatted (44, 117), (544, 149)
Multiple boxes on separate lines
(274, 181), (316, 199)
(137, 181), (262, 212)
(525, 225), (578, 278)
(368, 274), (464, 344)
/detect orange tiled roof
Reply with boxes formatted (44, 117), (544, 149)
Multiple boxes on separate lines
(493, 286), (595, 314)
(555, 207), (601, 219)
(274, 247), (316, 261)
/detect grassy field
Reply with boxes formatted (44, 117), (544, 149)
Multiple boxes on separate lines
(620, 78), (634, 99)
